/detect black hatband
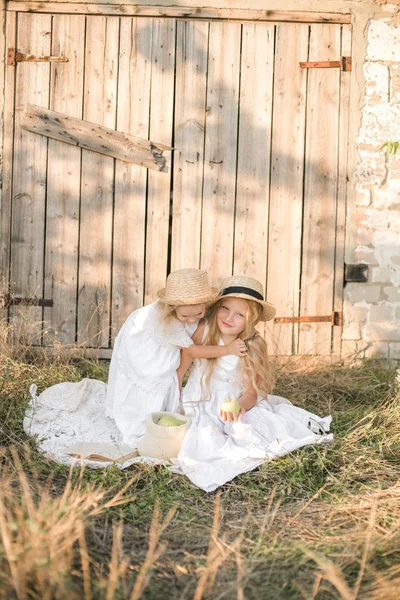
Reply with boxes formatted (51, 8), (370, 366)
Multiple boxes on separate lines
(220, 286), (264, 301)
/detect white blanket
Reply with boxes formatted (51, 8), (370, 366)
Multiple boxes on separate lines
(24, 379), (332, 491)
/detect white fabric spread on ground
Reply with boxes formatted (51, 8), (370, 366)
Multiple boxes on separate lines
(24, 380), (170, 469)
(24, 354), (332, 490)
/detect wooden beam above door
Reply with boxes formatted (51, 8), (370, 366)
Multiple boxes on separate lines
(6, 2), (352, 23)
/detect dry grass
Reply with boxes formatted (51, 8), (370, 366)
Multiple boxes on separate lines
(1, 332), (400, 598)
(0, 451), (137, 599)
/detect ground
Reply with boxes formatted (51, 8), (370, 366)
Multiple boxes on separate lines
(0, 340), (399, 599)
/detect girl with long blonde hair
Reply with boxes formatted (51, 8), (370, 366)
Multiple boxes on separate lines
(177, 276), (332, 492)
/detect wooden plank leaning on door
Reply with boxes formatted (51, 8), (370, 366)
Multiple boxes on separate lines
(171, 19), (209, 272)
(299, 24), (341, 355)
(234, 22), (274, 340)
(266, 24), (309, 355)
(10, 13), (51, 343)
(201, 21), (241, 287)
(144, 18), (175, 304)
(44, 15), (85, 345)
(112, 17), (152, 340)
(78, 16), (119, 348)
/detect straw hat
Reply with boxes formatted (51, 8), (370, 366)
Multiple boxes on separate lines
(137, 412), (192, 459)
(157, 268), (218, 306)
(218, 275), (276, 322)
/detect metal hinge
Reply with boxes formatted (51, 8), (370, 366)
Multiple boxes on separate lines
(274, 311), (343, 326)
(7, 48), (69, 66)
(300, 57), (351, 71)
(0, 295), (53, 309)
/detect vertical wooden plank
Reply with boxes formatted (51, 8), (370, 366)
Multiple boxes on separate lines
(298, 24), (341, 355)
(144, 18), (175, 304)
(332, 24), (351, 356)
(200, 21), (241, 287)
(0, 0), (6, 300)
(10, 13), (51, 340)
(171, 20), (208, 272)
(44, 14), (85, 344)
(78, 16), (119, 347)
(233, 22), (274, 308)
(266, 24), (309, 355)
(0, 10), (16, 318)
(112, 17), (152, 340)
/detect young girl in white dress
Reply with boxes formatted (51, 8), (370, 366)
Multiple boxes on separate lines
(177, 275), (332, 492)
(105, 268), (247, 445)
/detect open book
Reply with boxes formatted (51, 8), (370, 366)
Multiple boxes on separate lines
(62, 442), (139, 464)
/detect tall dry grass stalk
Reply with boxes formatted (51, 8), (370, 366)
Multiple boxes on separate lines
(298, 485), (400, 600)
(0, 452), (136, 599)
(0, 276), (107, 364)
(0, 312), (90, 366)
(193, 491), (245, 600)
(130, 500), (177, 600)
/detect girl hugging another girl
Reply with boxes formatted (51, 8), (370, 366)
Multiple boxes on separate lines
(105, 268), (247, 446)
(177, 275), (332, 492)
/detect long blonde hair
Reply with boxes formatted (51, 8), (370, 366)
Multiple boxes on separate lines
(200, 298), (274, 399)
(155, 301), (179, 324)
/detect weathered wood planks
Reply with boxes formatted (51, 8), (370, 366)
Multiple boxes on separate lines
(200, 21), (241, 286)
(111, 17), (152, 339)
(43, 14), (85, 345)
(1, 13), (351, 355)
(21, 103), (170, 171)
(144, 18), (175, 304)
(332, 24), (352, 356)
(10, 13), (51, 340)
(171, 20), (209, 271)
(0, 9), (16, 320)
(298, 24), (341, 355)
(6, 3), (352, 23)
(77, 16), (119, 348)
(234, 22), (274, 300)
(266, 23), (309, 355)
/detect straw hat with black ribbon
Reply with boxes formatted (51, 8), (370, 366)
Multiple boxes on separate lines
(157, 268), (218, 306)
(218, 275), (276, 322)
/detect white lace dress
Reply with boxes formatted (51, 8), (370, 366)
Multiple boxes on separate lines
(105, 301), (198, 445)
(178, 345), (333, 492)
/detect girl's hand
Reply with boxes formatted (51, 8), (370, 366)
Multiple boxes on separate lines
(225, 338), (247, 357)
(219, 406), (245, 422)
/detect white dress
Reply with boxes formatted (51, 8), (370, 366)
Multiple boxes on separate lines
(178, 344), (333, 492)
(105, 301), (198, 445)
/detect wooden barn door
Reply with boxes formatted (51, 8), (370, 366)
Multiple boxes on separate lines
(1, 11), (350, 356)
(171, 20), (350, 356)
(1, 13), (175, 349)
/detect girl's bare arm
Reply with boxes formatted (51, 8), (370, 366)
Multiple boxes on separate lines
(238, 382), (258, 411)
(176, 321), (205, 389)
(177, 346), (194, 390)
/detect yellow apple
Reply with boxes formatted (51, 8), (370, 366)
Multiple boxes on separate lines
(158, 415), (185, 427)
(220, 398), (241, 414)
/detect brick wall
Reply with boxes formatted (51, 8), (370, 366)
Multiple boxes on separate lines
(343, 18), (400, 360)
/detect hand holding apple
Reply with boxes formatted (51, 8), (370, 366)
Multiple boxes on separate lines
(219, 398), (244, 422)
